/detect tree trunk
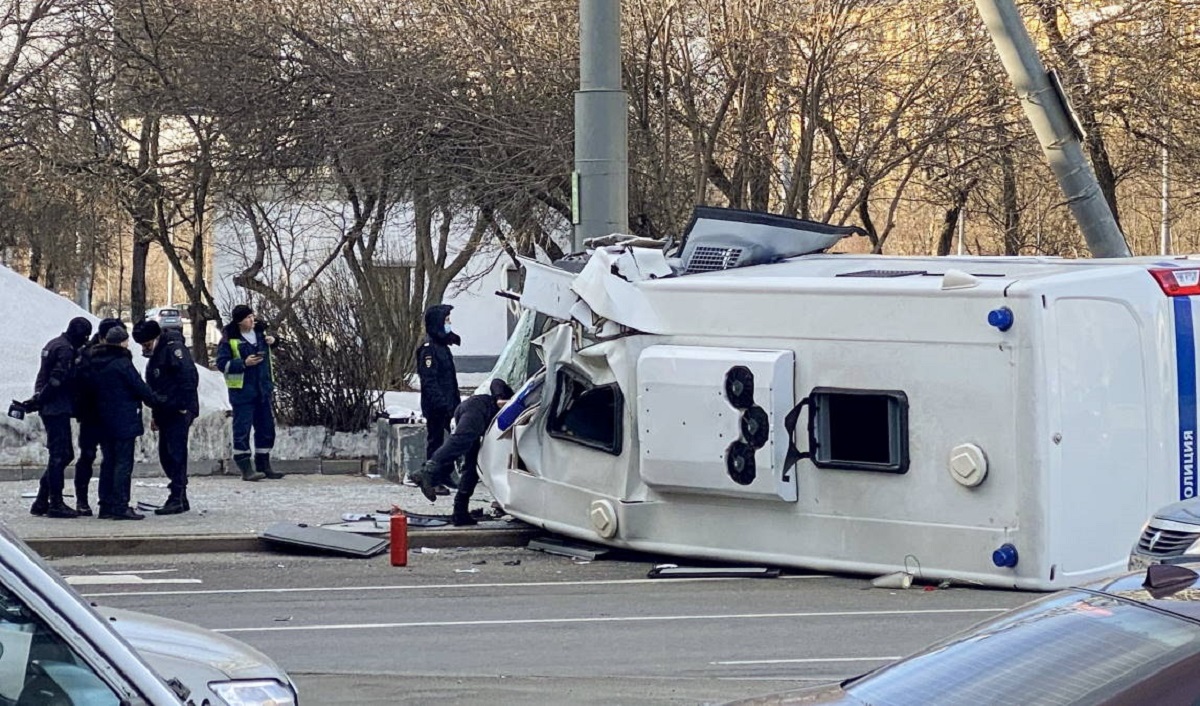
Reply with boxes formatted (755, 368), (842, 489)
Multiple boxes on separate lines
(1001, 149), (1021, 255)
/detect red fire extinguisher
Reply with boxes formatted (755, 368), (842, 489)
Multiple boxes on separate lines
(390, 513), (408, 567)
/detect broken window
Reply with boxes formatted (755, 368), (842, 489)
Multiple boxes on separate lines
(811, 388), (909, 474)
(547, 366), (623, 454)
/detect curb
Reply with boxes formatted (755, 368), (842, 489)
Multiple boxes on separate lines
(26, 526), (542, 559)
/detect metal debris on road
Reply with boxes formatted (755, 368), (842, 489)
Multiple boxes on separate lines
(646, 564), (781, 579)
(259, 522), (389, 558)
(527, 536), (610, 561)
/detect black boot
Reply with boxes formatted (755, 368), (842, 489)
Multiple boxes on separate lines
(155, 491), (188, 515)
(451, 496), (477, 526)
(30, 486), (48, 516)
(255, 453), (284, 480)
(105, 506), (144, 521)
(410, 461), (440, 502)
(45, 494), (79, 519)
(180, 489), (190, 512)
(75, 485), (92, 516)
(235, 455), (265, 482)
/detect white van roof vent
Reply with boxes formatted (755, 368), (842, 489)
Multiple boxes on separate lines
(686, 246), (744, 273)
(678, 206), (865, 274)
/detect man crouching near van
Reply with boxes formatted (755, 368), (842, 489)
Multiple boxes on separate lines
(410, 379), (513, 525)
(216, 305), (284, 482)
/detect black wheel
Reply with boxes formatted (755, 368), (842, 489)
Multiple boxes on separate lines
(724, 366), (755, 409)
(725, 440), (757, 485)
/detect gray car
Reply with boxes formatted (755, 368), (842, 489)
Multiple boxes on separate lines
(1128, 497), (1200, 570)
(0, 523), (297, 705)
(145, 307), (184, 330)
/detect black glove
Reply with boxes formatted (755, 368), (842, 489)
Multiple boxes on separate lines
(21, 397), (39, 413)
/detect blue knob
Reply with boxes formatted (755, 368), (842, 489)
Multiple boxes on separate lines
(992, 543), (1019, 568)
(987, 307), (1014, 332)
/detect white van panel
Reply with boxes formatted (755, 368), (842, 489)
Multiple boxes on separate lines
(1053, 299), (1149, 579)
(637, 346), (796, 501)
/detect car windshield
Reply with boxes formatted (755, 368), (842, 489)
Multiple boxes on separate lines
(845, 590), (1200, 706)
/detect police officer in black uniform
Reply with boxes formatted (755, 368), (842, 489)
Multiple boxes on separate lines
(73, 317), (126, 516)
(133, 320), (200, 515)
(411, 378), (513, 525)
(415, 304), (461, 467)
(27, 316), (93, 518)
(89, 325), (163, 520)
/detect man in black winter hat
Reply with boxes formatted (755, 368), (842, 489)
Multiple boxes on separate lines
(134, 319), (199, 514)
(410, 378), (513, 525)
(27, 316), (93, 518)
(89, 325), (164, 520)
(215, 304), (282, 481)
(72, 317), (125, 516)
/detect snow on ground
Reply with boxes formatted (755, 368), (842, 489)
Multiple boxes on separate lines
(383, 373), (494, 421)
(0, 264), (501, 465)
(0, 264), (230, 465)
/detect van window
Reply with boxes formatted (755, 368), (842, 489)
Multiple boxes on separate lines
(546, 367), (623, 455)
(812, 388), (909, 473)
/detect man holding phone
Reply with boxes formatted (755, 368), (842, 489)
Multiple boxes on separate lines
(216, 304), (283, 482)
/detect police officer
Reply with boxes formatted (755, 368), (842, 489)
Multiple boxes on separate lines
(133, 320), (199, 514)
(215, 304), (283, 482)
(27, 316), (93, 518)
(415, 304), (460, 488)
(89, 326), (163, 520)
(411, 378), (513, 525)
(73, 317), (126, 516)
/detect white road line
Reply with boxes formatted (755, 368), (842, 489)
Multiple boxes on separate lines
(214, 608), (1005, 634)
(65, 575), (202, 586)
(78, 574), (830, 598)
(712, 656), (901, 665)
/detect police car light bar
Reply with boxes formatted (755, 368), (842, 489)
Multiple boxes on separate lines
(1150, 268), (1200, 297)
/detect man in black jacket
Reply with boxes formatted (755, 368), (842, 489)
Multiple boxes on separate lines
(415, 304), (460, 494)
(133, 320), (200, 515)
(27, 316), (92, 518)
(410, 378), (513, 525)
(73, 317), (125, 516)
(88, 326), (164, 520)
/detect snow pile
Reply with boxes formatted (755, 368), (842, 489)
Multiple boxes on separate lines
(0, 264), (231, 465)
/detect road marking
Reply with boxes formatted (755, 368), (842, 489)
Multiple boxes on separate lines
(712, 656), (901, 665)
(66, 575), (202, 586)
(98, 569), (178, 575)
(214, 608), (1005, 634)
(78, 574), (830, 598)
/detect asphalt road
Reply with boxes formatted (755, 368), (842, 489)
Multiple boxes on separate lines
(49, 547), (1039, 705)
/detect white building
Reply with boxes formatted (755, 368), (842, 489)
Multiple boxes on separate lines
(211, 194), (560, 373)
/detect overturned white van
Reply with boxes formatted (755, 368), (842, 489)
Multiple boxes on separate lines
(478, 207), (1200, 590)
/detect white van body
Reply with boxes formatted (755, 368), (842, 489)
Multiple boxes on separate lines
(479, 245), (1200, 590)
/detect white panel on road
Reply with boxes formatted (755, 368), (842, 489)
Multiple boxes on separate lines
(65, 575), (202, 585)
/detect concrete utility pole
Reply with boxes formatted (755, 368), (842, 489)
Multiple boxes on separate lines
(574, 0), (629, 251)
(974, 0), (1130, 258)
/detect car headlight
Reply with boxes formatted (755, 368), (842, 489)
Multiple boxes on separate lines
(209, 679), (296, 706)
